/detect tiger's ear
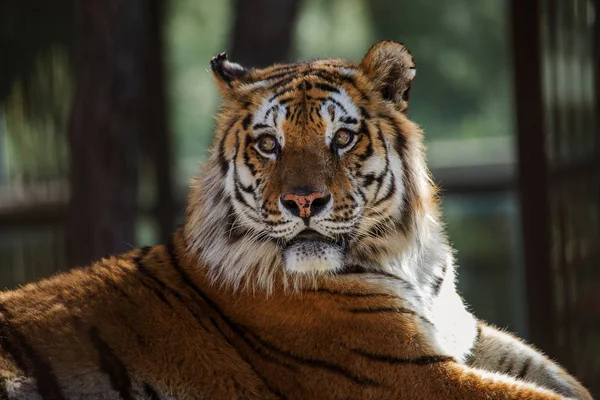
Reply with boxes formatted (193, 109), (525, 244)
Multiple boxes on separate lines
(359, 41), (416, 112)
(210, 52), (251, 94)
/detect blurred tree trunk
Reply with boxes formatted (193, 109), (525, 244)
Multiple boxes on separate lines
(230, 0), (301, 67)
(145, 0), (175, 244)
(66, 0), (172, 267)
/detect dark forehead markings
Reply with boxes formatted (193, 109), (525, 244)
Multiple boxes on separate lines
(242, 114), (253, 130)
(314, 82), (340, 93)
(264, 105), (277, 121)
(359, 106), (370, 119)
(271, 107), (279, 125)
(267, 67), (344, 94)
(250, 64), (370, 115)
(327, 97), (349, 115)
(286, 104), (302, 123)
(253, 123), (270, 130)
(255, 63), (303, 81)
(244, 64), (368, 130)
(269, 86), (295, 102)
(340, 116), (358, 124)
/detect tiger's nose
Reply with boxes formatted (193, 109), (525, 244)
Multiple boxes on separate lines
(281, 189), (331, 219)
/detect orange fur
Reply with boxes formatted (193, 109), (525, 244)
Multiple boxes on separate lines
(0, 234), (571, 399)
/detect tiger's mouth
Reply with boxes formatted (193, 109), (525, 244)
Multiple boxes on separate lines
(281, 229), (345, 273)
(291, 229), (335, 244)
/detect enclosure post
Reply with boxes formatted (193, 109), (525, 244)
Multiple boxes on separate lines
(510, 0), (557, 358)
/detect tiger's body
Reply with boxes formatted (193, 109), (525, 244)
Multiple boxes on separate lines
(0, 41), (592, 399)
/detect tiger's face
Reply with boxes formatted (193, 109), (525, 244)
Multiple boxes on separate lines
(186, 41), (434, 286)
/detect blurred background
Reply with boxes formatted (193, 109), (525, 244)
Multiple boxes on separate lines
(0, 0), (598, 393)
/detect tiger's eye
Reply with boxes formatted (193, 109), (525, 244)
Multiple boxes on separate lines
(258, 135), (278, 153)
(334, 130), (352, 148)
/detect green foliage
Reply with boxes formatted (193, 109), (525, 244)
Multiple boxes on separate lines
(0, 1), (74, 184)
(4, 48), (72, 183)
(166, 0), (232, 183)
(0, 1), (74, 105)
(294, 0), (375, 60)
(367, 0), (513, 140)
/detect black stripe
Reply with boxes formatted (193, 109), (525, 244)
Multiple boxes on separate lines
(209, 317), (296, 371)
(166, 238), (381, 388)
(258, 66), (302, 83)
(516, 358), (531, 380)
(312, 288), (396, 299)
(133, 247), (213, 332)
(359, 106), (371, 119)
(264, 105), (277, 122)
(357, 134), (373, 163)
(338, 266), (407, 283)
(340, 116), (358, 124)
(143, 382), (161, 400)
(351, 348), (454, 365)
(498, 353), (507, 369)
(218, 119), (237, 175)
(252, 123), (270, 130)
(346, 306), (416, 315)
(0, 304), (66, 400)
(268, 86), (296, 102)
(90, 326), (134, 400)
(133, 247), (168, 292)
(347, 305), (434, 327)
(134, 248), (200, 312)
(241, 114), (253, 130)
(388, 116), (407, 155)
(72, 272), (147, 348)
(327, 97), (348, 114)
(314, 82), (340, 93)
(431, 263), (447, 296)
(163, 240), (290, 398)
(372, 177), (396, 207)
(242, 135), (258, 176)
(244, 329), (381, 387)
(231, 135), (255, 211)
(503, 356), (515, 375)
(233, 184), (254, 210)
(268, 74), (301, 92)
(207, 319), (288, 400)
(137, 276), (174, 310)
(309, 70), (369, 102)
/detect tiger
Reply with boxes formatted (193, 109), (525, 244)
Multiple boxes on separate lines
(0, 40), (593, 400)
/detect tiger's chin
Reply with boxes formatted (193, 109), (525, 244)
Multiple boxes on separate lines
(282, 231), (345, 274)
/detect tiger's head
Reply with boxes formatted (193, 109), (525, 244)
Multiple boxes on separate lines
(185, 41), (440, 290)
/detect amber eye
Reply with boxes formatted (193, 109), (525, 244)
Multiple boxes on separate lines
(333, 129), (354, 149)
(257, 135), (279, 154)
